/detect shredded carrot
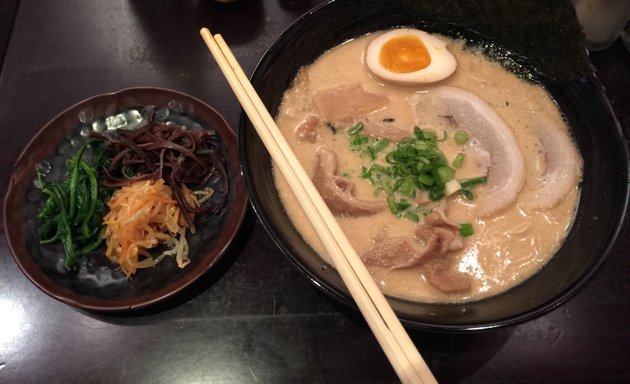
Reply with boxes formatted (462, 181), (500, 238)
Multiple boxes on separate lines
(103, 178), (197, 277)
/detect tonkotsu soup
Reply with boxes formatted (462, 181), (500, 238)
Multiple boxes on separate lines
(273, 29), (582, 303)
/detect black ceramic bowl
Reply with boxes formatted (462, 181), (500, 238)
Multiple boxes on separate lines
(239, 0), (629, 331)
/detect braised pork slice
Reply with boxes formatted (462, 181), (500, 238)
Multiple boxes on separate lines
(361, 236), (439, 269)
(361, 117), (410, 142)
(520, 117), (582, 209)
(422, 261), (472, 293)
(312, 85), (389, 122)
(360, 209), (471, 293)
(415, 209), (464, 251)
(410, 86), (526, 216)
(312, 146), (385, 216)
(415, 210), (470, 292)
(295, 113), (321, 143)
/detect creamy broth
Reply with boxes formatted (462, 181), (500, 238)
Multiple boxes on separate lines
(273, 31), (581, 303)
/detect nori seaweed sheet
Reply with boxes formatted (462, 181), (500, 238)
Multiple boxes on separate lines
(394, 0), (590, 82)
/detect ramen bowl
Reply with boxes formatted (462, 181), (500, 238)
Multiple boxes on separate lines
(238, 0), (629, 331)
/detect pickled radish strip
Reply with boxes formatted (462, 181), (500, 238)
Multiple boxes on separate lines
(103, 178), (196, 277)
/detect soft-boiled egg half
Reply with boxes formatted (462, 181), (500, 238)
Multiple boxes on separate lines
(365, 28), (457, 85)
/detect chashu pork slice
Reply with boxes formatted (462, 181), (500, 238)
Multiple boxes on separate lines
(360, 209), (470, 293)
(411, 86), (526, 216)
(520, 117), (582, 209)
(312, 85), (389, 122)
(312, 146), (386, 216)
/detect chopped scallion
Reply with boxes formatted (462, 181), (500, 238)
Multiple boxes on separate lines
(429, 185), (445, 201)
(398, 177), (416, 196)
(452, 153), (465, 169)
(460, 188), (474, 200)
(436, 166), (455, 183)
(387, 195), (399, 214)
(454, 130), (469, 145)
(348, 121), (471, 220)
(460, 223), (474, 237)
(402, 211), (420, 222)
(417, 173), (434, 186)
(422, 129), (437, 141)
(351, 135), (368, 146)
(347, 122), (364, 136)
(460, 176), (487, 189)
(373, 138), (389, 152)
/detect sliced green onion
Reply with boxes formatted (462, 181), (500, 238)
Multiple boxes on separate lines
(417, 173), (434, 186)
(348, 121), (464, 220)
(381, 179), (395, 194)
(435, 166), (455, 183)
(412, 126), (423, 139)
(444, 179), (461, 196)
(360, 166), (372, 179)
(387, 195), (399, 214)
(460, 188), (474, 200)
(429, 185), (445, 201)
(460, 223), (474, 237)
(347, 122), (364, 136)
(398, 177), (416, 196)
(460, 176), (488, 189)
(396, 199), (412, 211)
(351, 135), (369, 146)
(373, 138), (389, 152)
(402, 211), (420, 222)
(454, 130), (469, 145)
(452, 153), (465, 169)
(366, 146), (377, 161)
(422, 129), (437, 141)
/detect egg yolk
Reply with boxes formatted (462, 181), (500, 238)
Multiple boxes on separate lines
(379, 35), (431, 74)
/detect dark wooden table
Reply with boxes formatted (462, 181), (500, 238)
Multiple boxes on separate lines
(1, 1), (628, 383)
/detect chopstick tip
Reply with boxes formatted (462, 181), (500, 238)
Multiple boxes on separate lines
(200, 27), (212, 37)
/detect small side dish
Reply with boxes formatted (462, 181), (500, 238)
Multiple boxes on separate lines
(35, 113), (229, 277)
(4, 88), (247, 311)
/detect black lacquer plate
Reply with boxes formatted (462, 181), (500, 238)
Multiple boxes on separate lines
(239, 0), (630, 331)
(4, 87), (248, 312)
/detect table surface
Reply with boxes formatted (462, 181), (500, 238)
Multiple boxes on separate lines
(1, 1), (629, 383)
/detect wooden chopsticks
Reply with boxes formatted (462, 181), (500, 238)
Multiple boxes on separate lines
(200, 27), (437, 384)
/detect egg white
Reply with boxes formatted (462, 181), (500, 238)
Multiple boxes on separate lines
(365, 29), (457, 85)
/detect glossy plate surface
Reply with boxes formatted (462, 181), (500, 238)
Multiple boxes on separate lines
(4, 87), (248, 312)
(239, 0), (630, 331)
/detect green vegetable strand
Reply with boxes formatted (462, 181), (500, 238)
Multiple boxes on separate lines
(36, 140), (110, 269)
(68, 142), (91, 220)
